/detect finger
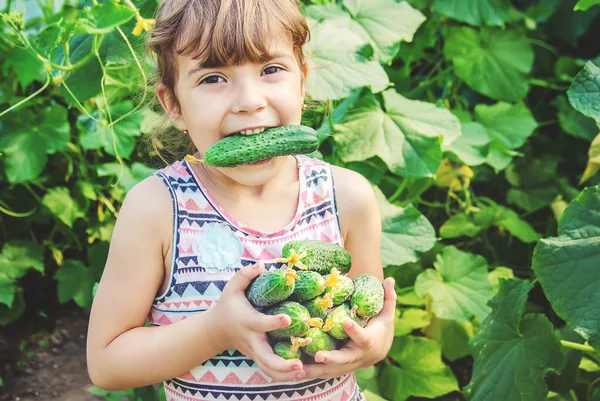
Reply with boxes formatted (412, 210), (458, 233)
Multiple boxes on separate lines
(378, 277), (397, 320)
(249, 313), (291, 333)
(343, 319), (372, 349)
(314, 347), (360, 365)
(303, 362), (346, 381)
(223, 262), (265, 294)
(250, 338), (306, 381)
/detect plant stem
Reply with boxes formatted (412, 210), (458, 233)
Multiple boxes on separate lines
(561, 340), (596, 354)
(388, 178), (409, 202)
(0, 73), (50, 117)
(0, 201), (36, 217)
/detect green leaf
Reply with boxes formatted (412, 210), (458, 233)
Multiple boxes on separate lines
(567, 61), (600, 126)
(440, 213), (482, 238)
(394, 308), (431, 336)
(0, 105), (70, 183)
(423, 315), (475, 361)
(4, 46), (44, 88)
(374, 186), (437, 266)
(463, 279), (566, 401)
(434, 0), (514, 26)
(506, 156), (561, 213)
(532, 185), (600, 350)
(574, 0), (600, 11)
(474, 102), (538, 172)
(74, 1), (136, 34)
(379, 335), (459, 401)
(342, 0), (426, 62)
(488, 267), (514, 293)
(444, 27), (533, 101)
(79, 101), (144, 159)
(97, 162), (156, 192)
(415, 246), (493, 322)
(477, 205), (542, 242)
(53, 260), (95, 309)
(0, 275), (16, 308)
(553, 96), (598, 142)
(0, 290), (26, 326)
(0, 241), (44, 279)
(447, 122), (490, 166)
(304, 18), (389, 100)
(42, 187), (86, 228)
(335, 90), (459, 177)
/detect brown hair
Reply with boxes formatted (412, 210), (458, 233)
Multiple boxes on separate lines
(145, 0), (310, 163)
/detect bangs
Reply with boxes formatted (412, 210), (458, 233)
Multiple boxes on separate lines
(175, 0), (309, 68)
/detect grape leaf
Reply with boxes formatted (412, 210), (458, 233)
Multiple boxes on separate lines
(380, 335), (459, 401)
(464, 278), (566, 401)
(415, 246), (493, 322)
(434, 0), (514, 26)
(444, 27), (533, 101)
(532, 184), (600, 350)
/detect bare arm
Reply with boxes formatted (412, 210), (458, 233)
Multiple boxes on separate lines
(332, 166), (384, 280)
(86, 176), (228, 391)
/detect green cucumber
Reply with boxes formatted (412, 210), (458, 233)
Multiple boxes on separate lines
(322, 302), (369, 340)
(324, 274), (354, 305)
(289, 271), (326, 302)
(277, 240), (352, 275)
(203, 125), (319, 167)
(265, 301), (323, 339)
(302, 296), (329, 320)
(302, 328), (337, 357)
(350, 274), (384, 318)
(246, 268), (298, 308)
(273, 337), (311, 360)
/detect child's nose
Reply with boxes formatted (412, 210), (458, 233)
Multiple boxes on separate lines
(232, 79), (267, 114)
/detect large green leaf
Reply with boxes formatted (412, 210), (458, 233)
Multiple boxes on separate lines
(54, 260), (95, 309)
(0, 241), (44, 279)
(379, 335), (459, 401)
(0, 275), (16, 308)
(464, 279), (566, 401)
(434, 0), (513, 26)
(78, 101), (144, 159)
(553, 96), (598, 142)
(97, 162), (157, 192)
(3, 46), (44, 88)
(334, 90), (460, 177)
(374, 186), (437, 266)
(532, 185), (600, 350)
(0, 290), (26, 326)
(342, 0), (425, 62)
(575, 0), (600, 10)
(415, 246), (493, 322)
(394, 308), (431, 336)
(444, 27), (533, 102)
(73, 1), (136, 35)
(304, 19), (389, 101)
(447, 122), (490, 166)
(474, 102), (538, 172)
(423, 315), (475, 362)
(42, 187), (86, 228)
(567, 61), (600, 126)
(440, 205), (542, 243)
(0, 105), (70, 183)
(506, 156), (561, 213)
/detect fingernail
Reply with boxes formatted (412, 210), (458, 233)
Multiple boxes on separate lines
(292, 364), (301, 371)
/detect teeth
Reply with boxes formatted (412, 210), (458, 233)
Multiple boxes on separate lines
(239, 127), (265, 135)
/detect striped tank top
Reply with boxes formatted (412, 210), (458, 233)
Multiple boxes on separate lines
(149, 155), (366, 401)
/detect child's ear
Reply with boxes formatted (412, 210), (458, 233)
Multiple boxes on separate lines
(156, 83), (183, 128)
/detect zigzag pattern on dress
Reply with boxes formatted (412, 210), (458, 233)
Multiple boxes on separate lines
(149, 155), (364, 400)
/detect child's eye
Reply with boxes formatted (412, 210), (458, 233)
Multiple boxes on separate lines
(199, 75), (225, 85)
(263, 66), (282, 75)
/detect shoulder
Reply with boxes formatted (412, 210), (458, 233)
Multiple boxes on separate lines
(329, 164), (380, 239)
(330, 164), (377, 211)
(115, 173), (173, 248)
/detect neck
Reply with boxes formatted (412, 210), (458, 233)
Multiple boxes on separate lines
(192, 156), (297, 198)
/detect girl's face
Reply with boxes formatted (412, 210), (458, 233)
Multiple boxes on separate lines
(160, 36), (307, 187)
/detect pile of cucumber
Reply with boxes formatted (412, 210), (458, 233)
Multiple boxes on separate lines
(245, 240), (385, 360)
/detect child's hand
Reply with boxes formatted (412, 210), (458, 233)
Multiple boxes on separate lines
(213, 262), (306, 382)
(302, 277), (396, 380)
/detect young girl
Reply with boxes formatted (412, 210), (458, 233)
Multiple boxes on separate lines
(86, 0), (396, 400)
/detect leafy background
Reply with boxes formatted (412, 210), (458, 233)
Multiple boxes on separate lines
(1, 0), (600, 400)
